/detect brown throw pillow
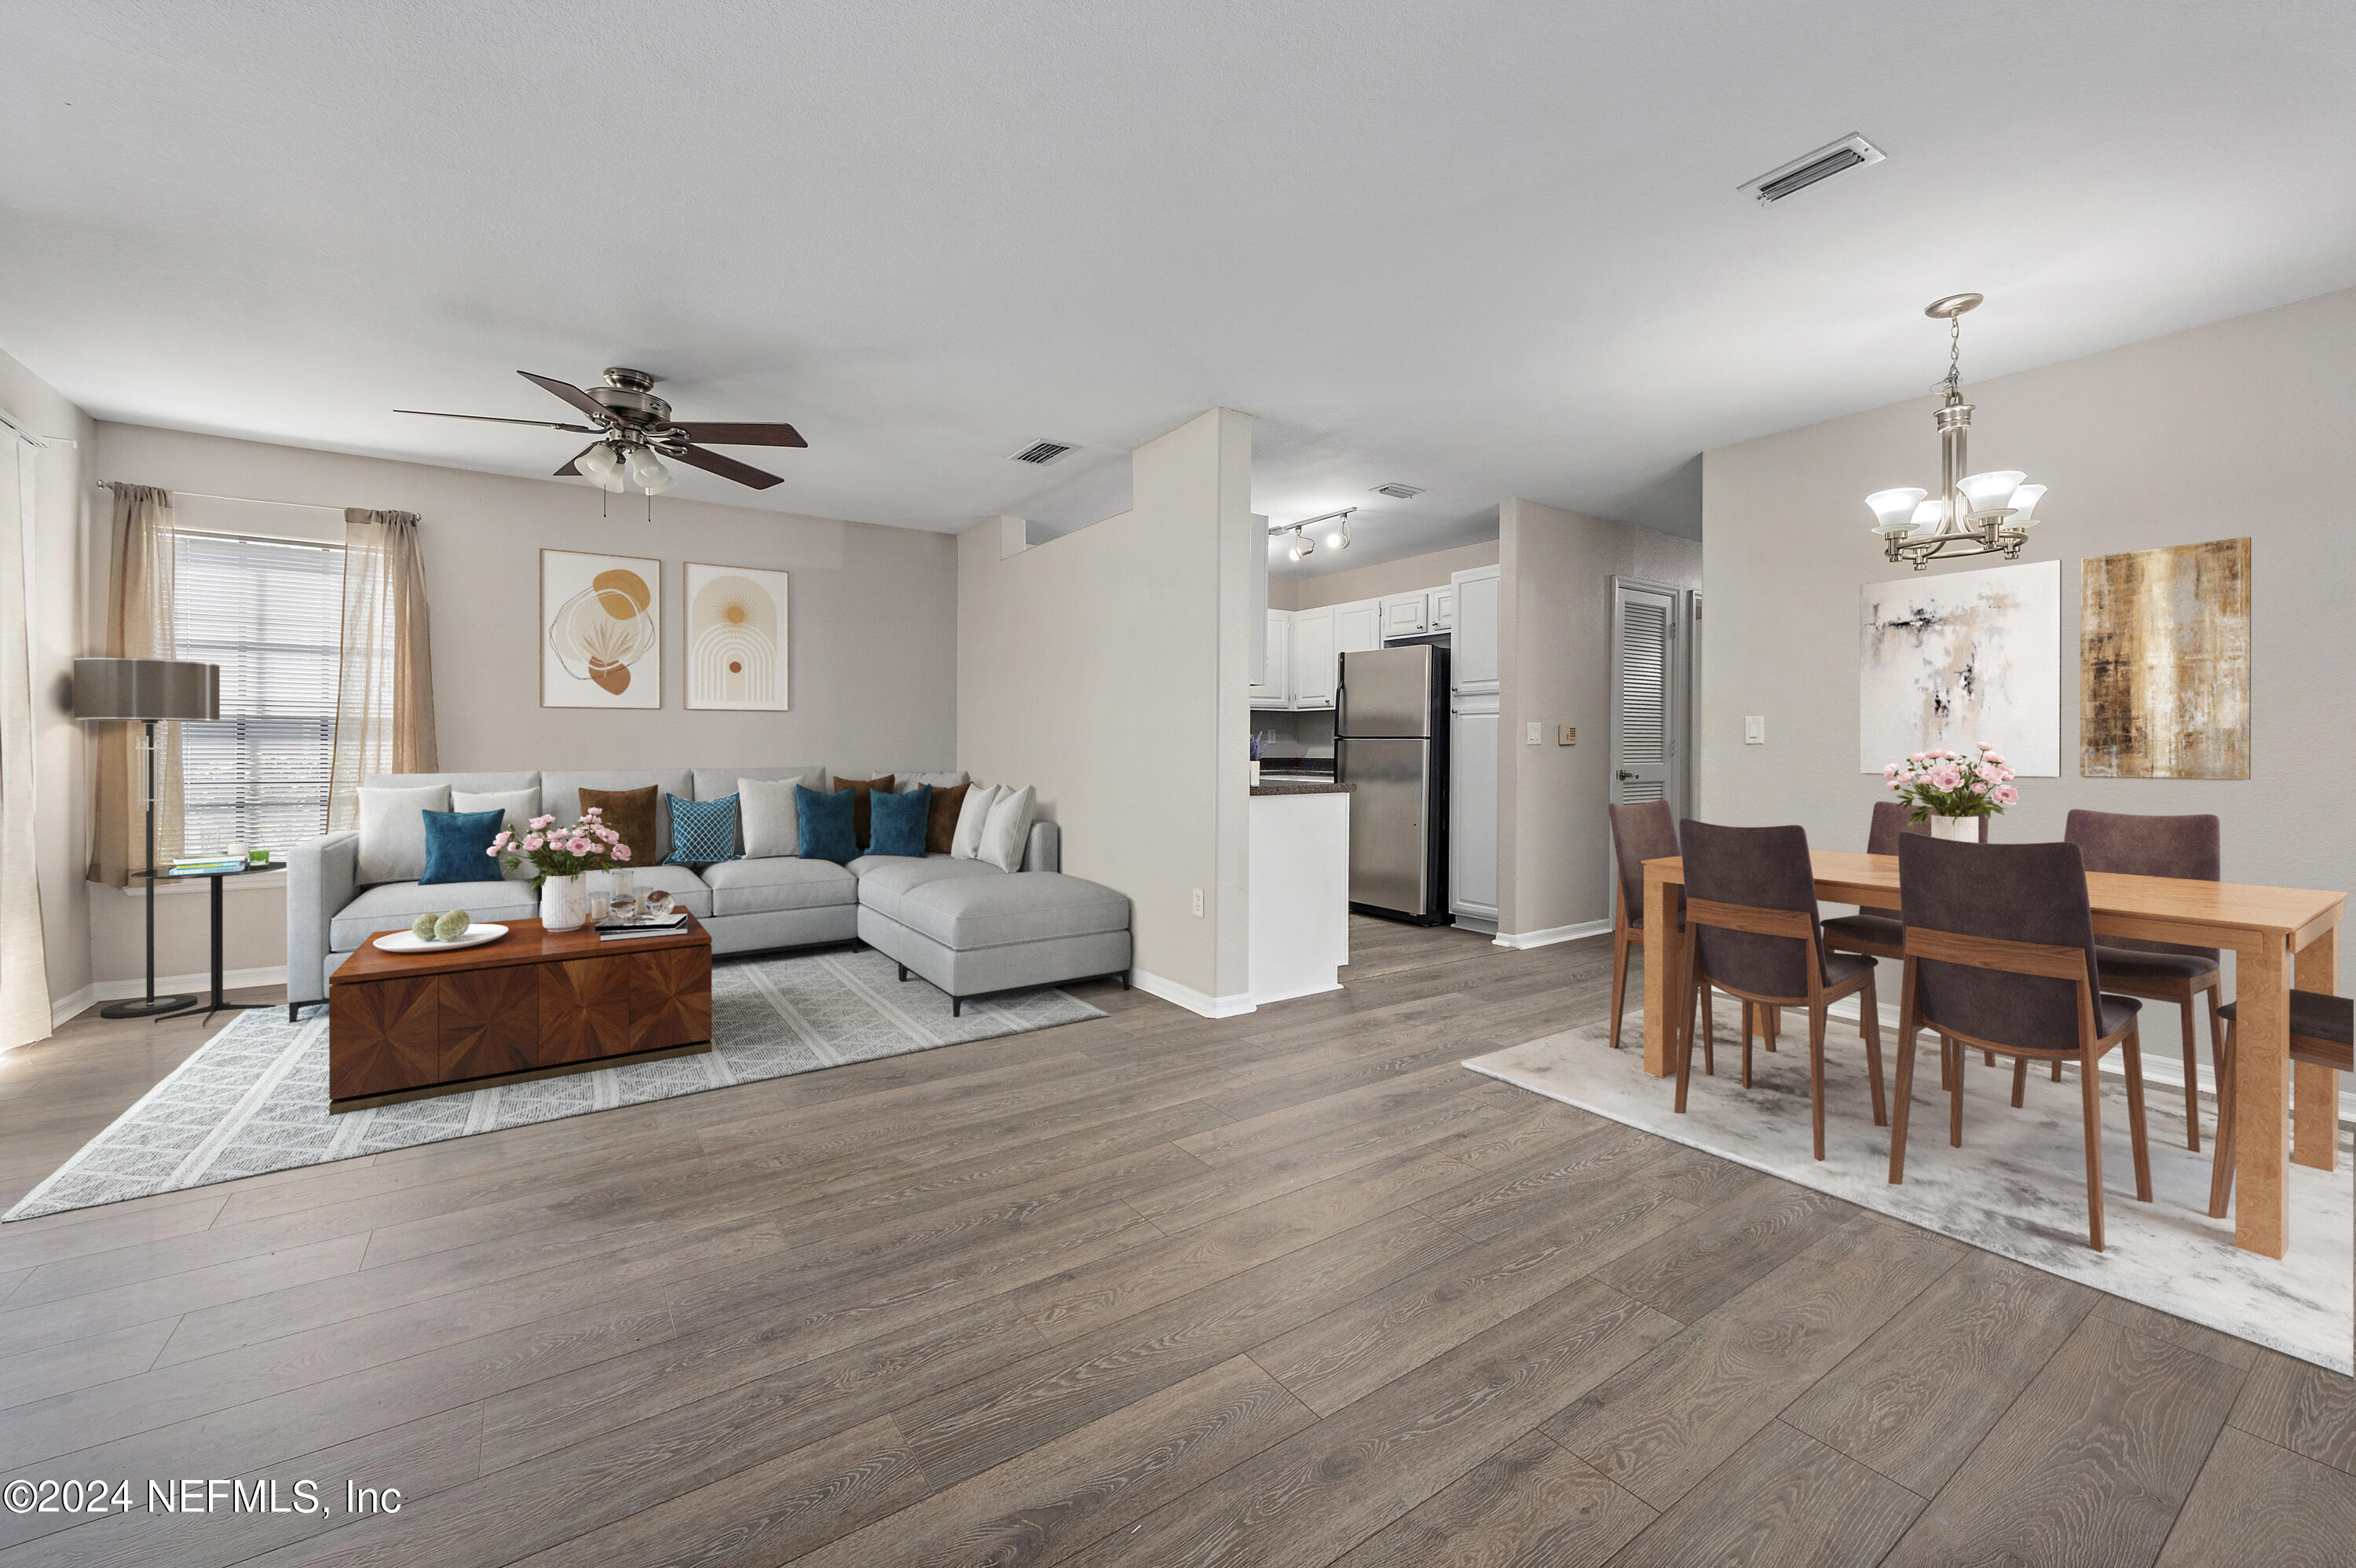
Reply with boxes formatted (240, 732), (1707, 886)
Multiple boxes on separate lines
(835, 774), (894, 849)
(577, 785), (659, 868)
(926, 782), (969, 856)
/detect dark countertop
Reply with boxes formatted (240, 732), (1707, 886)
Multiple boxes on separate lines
(1250, 780), (1354, 796)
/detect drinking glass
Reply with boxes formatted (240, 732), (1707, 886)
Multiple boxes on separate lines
(606, 886), (638, 925)
(587, 891), (613, 924)
(643, 888), (674, 923)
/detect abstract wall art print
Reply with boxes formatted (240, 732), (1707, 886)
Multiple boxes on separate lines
(2080, 538), (2249, 779)
(683, 561), (788, 711)
(542, 550), (660, 708)
(1859, 559), (2060, 777)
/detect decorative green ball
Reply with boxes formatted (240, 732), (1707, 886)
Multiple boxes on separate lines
(411, 913), (439, 941)
(435, 909), (472, 942)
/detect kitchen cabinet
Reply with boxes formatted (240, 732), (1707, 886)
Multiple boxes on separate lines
(1450, 565), (1500, 695)
(1429, 585), (1456, 631)
(1290, 605), (1336, 708)
(1381, 591), (1429, 639)
(1450, 694), (1499, 927)
(1250, 612), (1293, 708)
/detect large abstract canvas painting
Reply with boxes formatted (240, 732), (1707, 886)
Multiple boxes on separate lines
(2080, 538), (2250, 778)
(1860, 560), (2061, 776)
(684, 562), (788, 711)
(541, 550), (660, 708)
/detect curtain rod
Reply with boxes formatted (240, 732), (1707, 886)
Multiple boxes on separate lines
(96, 481), (343, 515)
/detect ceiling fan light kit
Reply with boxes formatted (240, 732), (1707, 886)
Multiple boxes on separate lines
(397, 367), (806, 494)
(1866, 294), (2053, 570)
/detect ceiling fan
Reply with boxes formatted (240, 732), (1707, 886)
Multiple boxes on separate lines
(397, 367), (805, 493)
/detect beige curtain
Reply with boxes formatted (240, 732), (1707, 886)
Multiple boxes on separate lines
(88, 482), (181, 887)
(1, 434), (53, 1046)
(327, 509), (436, 830)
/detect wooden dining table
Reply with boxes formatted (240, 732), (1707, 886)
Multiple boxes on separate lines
(1640, 850), (2345, 1259)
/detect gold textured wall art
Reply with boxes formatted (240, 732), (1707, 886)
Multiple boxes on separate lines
(542, 550), (660, 708)
(2079, 537), (2249, 778)
(683, 562), (788, 711)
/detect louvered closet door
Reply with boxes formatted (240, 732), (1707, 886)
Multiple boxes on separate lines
(1609, 582), (1679, 808)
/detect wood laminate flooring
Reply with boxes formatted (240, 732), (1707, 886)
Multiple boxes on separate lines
(1, 920), (2350, 1566)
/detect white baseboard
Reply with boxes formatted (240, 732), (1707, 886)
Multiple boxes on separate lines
(49, 983), (97, 1029)
(1493, 918), (1612, 952)
(86, 964), (288, 1007)
(1129, 968), (1257, 1019)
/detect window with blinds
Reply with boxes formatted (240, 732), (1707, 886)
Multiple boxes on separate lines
(173, 532), (344, 854)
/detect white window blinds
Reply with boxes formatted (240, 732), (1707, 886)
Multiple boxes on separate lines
(173, 532), (344, 854)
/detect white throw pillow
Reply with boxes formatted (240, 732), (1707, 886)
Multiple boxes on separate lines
(979, 784), (1035, 872)
(355, 784), (452, 884)
(738, 774), (820, 858)
(898, 771), (969, 792)
(952, 784), (1003, 860)
(452, 787), (541, 881)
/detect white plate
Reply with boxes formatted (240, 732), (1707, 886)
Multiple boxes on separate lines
(373, 923), (510, 954)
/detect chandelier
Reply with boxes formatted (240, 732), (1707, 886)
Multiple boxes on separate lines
(1865, 293), (2047, 570)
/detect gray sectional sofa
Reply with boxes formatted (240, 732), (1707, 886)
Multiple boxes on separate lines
(287, 766), (1132, 1018)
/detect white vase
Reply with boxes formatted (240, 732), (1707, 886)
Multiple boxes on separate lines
(1928, 813), (1981, 842)
(540, 872), (589, 932)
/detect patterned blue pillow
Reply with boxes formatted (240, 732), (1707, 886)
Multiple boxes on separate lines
(665, 794), (740, 866)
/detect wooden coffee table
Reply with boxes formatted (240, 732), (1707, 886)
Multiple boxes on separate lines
(327, 915), (713, 1110)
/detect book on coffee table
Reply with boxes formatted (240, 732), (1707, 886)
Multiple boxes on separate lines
(596, 912), (692, 941)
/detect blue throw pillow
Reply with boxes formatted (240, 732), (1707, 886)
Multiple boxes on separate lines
(795, 784), (858, 864)
(867, 784), (931, 857)
(666, 793), (741, 866)
(419, 808), (508, 885)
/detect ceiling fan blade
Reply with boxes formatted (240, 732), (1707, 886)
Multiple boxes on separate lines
(664, 422), (807, 448)
(557, 444), (600, 477)
(397, 409), (600, 433)
(669, 444), (784, 490)
(518, 371), (612, 424)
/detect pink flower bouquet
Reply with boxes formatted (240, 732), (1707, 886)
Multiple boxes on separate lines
(488, 806), (632, 888)
(1880, 742), (2020, 824)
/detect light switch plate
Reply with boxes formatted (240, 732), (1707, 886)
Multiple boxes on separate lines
(1526, 721), (1542, 744)
(1744, 715), (1766, 745)
(1191, 888), (1204, 917)
(1558, 725), (1576, 746)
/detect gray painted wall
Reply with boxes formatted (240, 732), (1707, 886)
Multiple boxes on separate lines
(1701, 286), (2356, 981)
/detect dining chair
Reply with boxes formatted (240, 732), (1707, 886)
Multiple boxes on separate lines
(1823, 801), (1985, 963)
(1887, 835), (2153, 1251)
(1607, 802), (1687, 1054)
(2064, 810), (2226, 1151)
(2204, 990), (2352, 1218)
(1673, 821), (1886, 1160)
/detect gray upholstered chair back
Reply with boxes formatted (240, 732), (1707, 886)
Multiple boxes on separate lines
(2062, 810), (2219, 961)
(1608, 802), (1679, 926)
(1860, 800), (1985, 916)
(1679, 821), (1823, 998)
(1899, 835), (2102, 1053)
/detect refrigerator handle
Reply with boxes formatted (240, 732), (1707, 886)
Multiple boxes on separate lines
(1334, 675), (1347, 736)
(1333, 736), (1347, 781)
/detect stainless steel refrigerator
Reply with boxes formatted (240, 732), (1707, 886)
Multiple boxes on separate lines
(1334, 644), (1450, 923)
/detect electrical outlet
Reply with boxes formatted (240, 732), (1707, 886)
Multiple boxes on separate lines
(1526, 721), (1542, 744)
(1558, 724), (1576, 746)
(1191, 887), (1204, 917)
(1744, 715), (1767, 745)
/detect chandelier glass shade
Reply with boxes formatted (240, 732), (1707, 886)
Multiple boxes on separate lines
(1868, 294), (2050, 570)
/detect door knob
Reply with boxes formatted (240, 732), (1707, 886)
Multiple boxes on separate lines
(1616, 769), (1637, 780)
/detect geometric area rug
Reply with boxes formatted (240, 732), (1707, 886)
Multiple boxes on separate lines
(6, 947), (1104, 1223)
(1467, 1007), (2355, 1375)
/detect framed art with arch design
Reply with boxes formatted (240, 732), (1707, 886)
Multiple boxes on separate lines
(682, 561), (788, 711)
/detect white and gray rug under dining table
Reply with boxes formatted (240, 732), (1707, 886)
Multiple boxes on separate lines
(1468, 1007), (2354, 1373)
(7, 947), (1103, 1223)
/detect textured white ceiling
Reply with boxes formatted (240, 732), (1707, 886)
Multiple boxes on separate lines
(5, 2), (2353, 547)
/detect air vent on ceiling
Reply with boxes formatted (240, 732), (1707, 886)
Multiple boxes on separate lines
(1007, 440), (1075, 466)
(1739, 133), (1883, 205)
(1370, 482), (1424, 500)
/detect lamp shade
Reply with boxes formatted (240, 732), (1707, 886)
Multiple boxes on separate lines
(2009, 483), (2047, 524)
(73, 658), (218, 722)
(576, 444), (627, 492)
(1956, 470), (2025, 517)
(1865, 487), (1927, 532)
(627, 449), (673, 495)
(1908, 497), (1947, 532)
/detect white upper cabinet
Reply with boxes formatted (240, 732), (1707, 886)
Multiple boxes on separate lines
(1250, 611), (1293, 708)
(1290, 605), (1336, 708)
(1429, 585), (1456, 632)
(1333, 598), (1382, 662)
(1381, 591), (1429, 638)
(1450, 565), (1501, 693)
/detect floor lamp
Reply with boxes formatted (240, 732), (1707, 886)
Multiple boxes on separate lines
(75, 656), (219, 1019)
